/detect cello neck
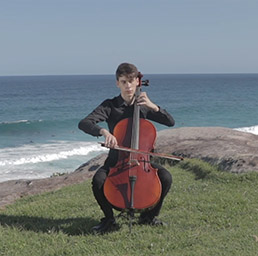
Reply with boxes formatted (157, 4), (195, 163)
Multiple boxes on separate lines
(130, 72), (150, 150)
(130, 79), (141, 150)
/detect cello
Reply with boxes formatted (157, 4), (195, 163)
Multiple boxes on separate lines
(103, 73), (182, 226)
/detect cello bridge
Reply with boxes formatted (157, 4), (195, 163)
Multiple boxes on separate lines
(129, 159), (140, 166)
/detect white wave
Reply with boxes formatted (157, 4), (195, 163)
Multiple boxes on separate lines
(0, 120), (29, 125)
(0, 119), (43, 125)
(234, 125), (258, 135)
(0, 140), (107, 166)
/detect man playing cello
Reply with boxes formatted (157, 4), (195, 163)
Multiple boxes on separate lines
(79, 62), (175, 233)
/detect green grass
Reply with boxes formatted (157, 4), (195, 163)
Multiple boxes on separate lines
(1, 159), (258, 256)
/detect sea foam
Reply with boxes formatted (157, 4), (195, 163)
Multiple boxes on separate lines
(234, 125), (258, 135)
(0, 141), (107, 167)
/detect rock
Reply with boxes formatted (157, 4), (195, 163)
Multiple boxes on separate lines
(74, 153), (107, 172)
(156, 127), (258, 173)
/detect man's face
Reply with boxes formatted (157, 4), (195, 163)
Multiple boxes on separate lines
(116, 75), (139, 103)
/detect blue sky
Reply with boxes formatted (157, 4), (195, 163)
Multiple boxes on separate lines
(1, 0), (257, 76)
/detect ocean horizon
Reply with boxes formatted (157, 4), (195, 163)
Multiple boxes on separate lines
(1, 73), (258, 182)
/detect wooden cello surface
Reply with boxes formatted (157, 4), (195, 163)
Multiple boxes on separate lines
(103, 117), (162, 210)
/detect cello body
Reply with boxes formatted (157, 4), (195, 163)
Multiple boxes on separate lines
(104, 118), (161, 210)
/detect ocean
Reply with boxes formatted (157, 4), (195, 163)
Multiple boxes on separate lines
(0, 73), (258, 182)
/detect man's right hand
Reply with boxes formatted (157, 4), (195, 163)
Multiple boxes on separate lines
(100, 129), (118, 148)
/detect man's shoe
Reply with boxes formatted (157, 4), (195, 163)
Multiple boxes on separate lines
(151, 217), (168, 226)
(139, 216), (167, 226)
(91, 217), (116, 234)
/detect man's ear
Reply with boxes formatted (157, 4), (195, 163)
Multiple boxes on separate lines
(116, 80), (119, 88)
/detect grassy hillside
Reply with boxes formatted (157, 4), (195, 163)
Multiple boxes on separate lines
(0, 159), (258, 256)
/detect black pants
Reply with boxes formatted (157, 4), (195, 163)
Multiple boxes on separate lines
(91, 162), (172, 219)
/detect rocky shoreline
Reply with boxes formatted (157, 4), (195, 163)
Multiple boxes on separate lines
(155, 127), (258, 173)
(1, 127), (257, 209)
(0, 153), (107, 209)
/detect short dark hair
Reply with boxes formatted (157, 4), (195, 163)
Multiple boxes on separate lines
(115, 63), (139, 81)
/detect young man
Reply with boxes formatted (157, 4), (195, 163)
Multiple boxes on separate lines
(78, 63), (175, 233)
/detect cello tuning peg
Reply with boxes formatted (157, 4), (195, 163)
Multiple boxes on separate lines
(142, 80), (149, 86)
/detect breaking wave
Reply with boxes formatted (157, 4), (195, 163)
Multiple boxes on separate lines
(234, 125), (258, 135)
(0, 140), (107, 167)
